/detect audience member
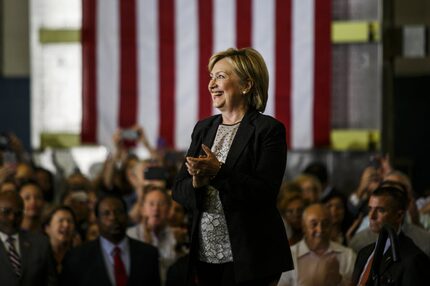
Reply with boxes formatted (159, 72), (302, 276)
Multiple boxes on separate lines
(349, 182), (430, 257)
(351, 186), (430, 285)
(43, 205), (79, 273)
(384, 170), (421, 227)
(18, 180), (45, 232)
(34, 167), (55, 203)
(0, 191), (57, 286)
(85, 222), (100, 241)
(278, 204), (356, 286)
(278, 190), (305, 246)
(62, 190), (90, 241)
(61, 195), (160, 286)
(0, 178), (17, 193)
(14, 162), (34, 187)
(321, 192), (352, 245)
(127, 186), (180, 284)
(347, 166), (381, 217)
(293, 174), (322, 205)
(303, 161), (336, 201)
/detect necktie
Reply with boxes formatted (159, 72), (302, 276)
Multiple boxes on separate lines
(6, 236), (21, 277)
(358, 253), (374, 286)
(113, 246), (127, 286)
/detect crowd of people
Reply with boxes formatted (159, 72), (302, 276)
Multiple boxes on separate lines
(2, 130), (430, 286)
(2, 47), (430, 286)
(0, 130), (188, 286)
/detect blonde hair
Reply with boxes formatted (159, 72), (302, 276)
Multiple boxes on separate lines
(208, 47), (269, 112)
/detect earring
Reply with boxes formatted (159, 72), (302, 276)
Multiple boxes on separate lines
(242, 90), (246, 94)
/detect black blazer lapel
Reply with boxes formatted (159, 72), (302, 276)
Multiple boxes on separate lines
(94, 239), (115, 286)
(19, 232), (32, 278)
(379, 251), (394, 276)
(0, 239), (18, 278)
(201, 115), (221, 153)
(224, 110), (256, 168)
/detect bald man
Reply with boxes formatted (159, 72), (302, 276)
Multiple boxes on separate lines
(278, 204), (356, 286)
(0, 191), (57, 286)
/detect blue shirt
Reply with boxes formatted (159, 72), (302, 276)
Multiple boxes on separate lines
(100, 236), (131, 285)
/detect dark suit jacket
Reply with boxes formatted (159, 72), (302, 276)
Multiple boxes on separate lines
(0, 231), (57, 286)
(173, 109), (294, 283)
(60, 237), (160, 286)
(352, 232), (430, 285)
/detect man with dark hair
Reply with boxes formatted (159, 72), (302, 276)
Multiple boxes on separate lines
(0, 191), (57, 286)
(352, 186), (430, 285)
(61, 195), (161, 286)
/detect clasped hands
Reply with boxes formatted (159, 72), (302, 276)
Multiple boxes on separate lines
(185, 144), (221, 188)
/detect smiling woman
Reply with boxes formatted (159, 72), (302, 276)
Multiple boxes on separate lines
(43, 205), (78, 273)
(173, 47), (293, 285)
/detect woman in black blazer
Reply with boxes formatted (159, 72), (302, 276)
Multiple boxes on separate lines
(173, 47), (293, 285)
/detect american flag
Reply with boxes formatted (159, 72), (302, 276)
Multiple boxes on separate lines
(81, 0), (331, 150)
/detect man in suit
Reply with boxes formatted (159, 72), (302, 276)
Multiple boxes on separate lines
(352, 186), (430, 285)
(61, 195), (160, 286)
(0, 190), (57, 286)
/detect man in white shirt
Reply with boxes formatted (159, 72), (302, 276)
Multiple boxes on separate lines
(278, 204), (356, 286)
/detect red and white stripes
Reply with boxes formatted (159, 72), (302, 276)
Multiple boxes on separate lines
(81, 0), (331, 150)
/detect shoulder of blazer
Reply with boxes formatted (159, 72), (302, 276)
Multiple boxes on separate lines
(128, 237), (159, 258)
(193, 114), (221, 134)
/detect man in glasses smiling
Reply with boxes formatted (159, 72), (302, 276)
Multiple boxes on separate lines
(0, 190), (57, 286)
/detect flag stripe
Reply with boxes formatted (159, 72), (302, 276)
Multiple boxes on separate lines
(137, 0), (159, 148)
(119, 0), (138, 128)
(313, 0), (331, 146)
(175, 0), (198, 149)
(236, 0), (252, 48)
(198, 0), (213, 120)
(292, 0), (314, 149)
(275, 0), (292, 146)
(97, 0), (120, 150)
(158, 0), (176, 148)
(81, 0), (97, 143)
(252, 0), (276, 117)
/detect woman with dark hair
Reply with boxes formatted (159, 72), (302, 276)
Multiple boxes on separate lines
(321, 192), (352, 245)
(43, 205), (79, 273)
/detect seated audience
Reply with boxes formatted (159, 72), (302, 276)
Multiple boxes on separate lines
(18, 180), (45, 232)
(127, 186), (180, 284)
(278, 204), (356, 286)
(349, 181), (430, 257)
(302, 161), (336, 201)
(43, 205), (79, 273)
(293, 174), (322, 205)
(61, 195), (160, 286)
(351, 186), (430, 285)
(62, 190), (90, 241)
(321, 192), (352, 245)
(34, 167), (55, 203)
(85, 222), (100, 241)
(278, 190), (305, 246)
(0, 191), (57, 286)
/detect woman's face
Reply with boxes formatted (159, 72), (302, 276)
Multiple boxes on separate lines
(45, 210), (76, 244)
(325, 197), (345, 225)
(141, 190), (169, 230)
(20, 184), (44, 218)
(299, 180), (320, 204)
(208, 58), (246, 112)
(284, 199), (304, 229)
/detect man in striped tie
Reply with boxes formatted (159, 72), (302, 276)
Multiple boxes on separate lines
(0, 190), (57, 286)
